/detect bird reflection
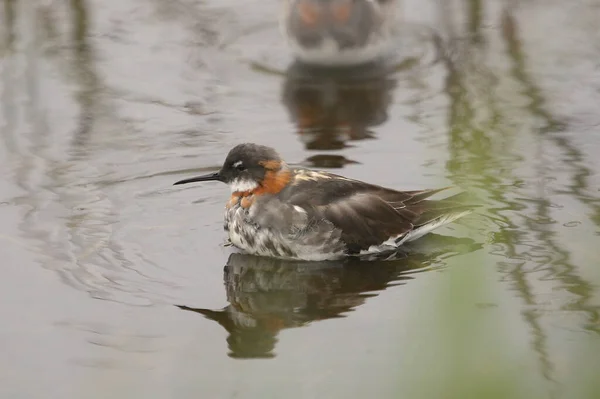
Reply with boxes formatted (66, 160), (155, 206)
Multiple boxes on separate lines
(177, 234), (482, 359)
(280, 62), (397, 167)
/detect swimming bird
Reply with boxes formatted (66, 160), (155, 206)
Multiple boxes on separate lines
(280, 0), (398, 66)
(173, 143), (474, 261)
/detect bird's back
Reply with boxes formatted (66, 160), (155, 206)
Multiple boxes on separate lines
(275, 168), (475, 255)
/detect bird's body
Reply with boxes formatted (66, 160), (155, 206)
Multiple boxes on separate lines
(174, 144), (474, 261)
(280, 0), (398, 67)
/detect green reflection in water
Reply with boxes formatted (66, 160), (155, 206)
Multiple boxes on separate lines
(407, 0), (600, 398)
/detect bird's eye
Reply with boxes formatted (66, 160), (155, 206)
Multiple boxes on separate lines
(234, 163), (246, 171)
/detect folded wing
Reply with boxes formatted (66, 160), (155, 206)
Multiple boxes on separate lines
(320, 188), (474, 253)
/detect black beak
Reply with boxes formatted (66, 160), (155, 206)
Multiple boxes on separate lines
(173, 171), (222, 186)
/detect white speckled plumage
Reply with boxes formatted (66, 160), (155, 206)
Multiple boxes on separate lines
(225, 191), (346, 261)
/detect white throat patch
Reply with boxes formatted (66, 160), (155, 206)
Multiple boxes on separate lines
(230, 178), (259, 193)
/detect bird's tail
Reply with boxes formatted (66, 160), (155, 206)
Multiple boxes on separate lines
(400, 191), (479, 244)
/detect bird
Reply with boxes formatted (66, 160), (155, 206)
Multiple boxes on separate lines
(173, 143), (475, 261)
(279, 0), (398, 67)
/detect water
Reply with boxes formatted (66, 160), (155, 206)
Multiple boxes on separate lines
(1, 0), (599, 398)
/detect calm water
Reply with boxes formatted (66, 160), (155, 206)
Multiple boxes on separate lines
(1, 0), (599, 398)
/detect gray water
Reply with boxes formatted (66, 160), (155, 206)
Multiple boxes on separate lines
(1, 0), (599, 398)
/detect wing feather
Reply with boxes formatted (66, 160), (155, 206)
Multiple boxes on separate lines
(319, 193), (418, 252)
(276, 169), (475, 253)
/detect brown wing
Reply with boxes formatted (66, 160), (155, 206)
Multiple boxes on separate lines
(277, 170), (472, 252)
(318, 192), (417, 253)
(279, 168), (443, 207)
(318, 188), (472, 253)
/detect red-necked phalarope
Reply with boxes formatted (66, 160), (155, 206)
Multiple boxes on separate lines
(174, 143), (475, 261)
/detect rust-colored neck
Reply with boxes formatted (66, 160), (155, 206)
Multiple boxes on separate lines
(233, 160), (291, 197)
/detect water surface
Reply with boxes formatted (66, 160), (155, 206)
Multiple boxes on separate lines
(1, 0), (599, 398)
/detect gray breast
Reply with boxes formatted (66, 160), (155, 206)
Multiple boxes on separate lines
(224, 196), (346, 260)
